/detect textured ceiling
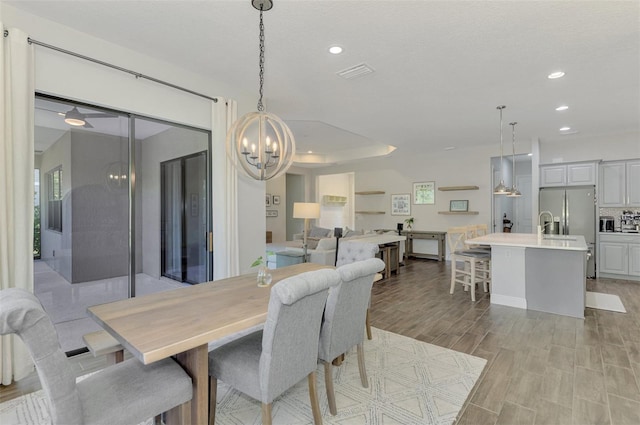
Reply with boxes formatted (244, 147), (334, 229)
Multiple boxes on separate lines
(10, 0), (640, 164)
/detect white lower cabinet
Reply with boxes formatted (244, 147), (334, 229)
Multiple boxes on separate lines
(630, 244), (640, 276)
(598, 234), (640, 279)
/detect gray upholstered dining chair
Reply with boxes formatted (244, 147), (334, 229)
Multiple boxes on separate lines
(0, 288), (193, 425)
(208, 268), (341, 425)
(336, 241), (380, 340)
(319, 257), (385, 415)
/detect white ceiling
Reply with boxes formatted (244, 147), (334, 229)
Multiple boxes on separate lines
(12, 0), (640, 164)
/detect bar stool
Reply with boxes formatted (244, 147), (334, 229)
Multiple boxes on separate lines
(447, 226), (491, 301)
(465, 225), (491, 292)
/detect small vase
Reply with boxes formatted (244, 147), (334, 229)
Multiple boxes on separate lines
(257, 266), (272, 287)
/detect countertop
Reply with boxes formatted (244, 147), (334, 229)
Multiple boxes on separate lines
(467, 233), (588, 251)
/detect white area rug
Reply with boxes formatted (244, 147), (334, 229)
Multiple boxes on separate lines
(0, 328), (486, 425)
(586, 291), (626, 313)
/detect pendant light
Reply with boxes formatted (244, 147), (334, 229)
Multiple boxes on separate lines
(226, 0), (295, 181)
(507, 122), (522, 197)
(493, 105), (509, 195)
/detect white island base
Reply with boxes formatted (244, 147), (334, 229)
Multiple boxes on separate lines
(468, 233), (588, 319)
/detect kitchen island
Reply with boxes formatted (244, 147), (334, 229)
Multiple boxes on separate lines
(467, 233), (589, 318)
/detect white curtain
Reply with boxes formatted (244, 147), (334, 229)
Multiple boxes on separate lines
(0, 25), (36, 384)
(211, 99), (239, 279)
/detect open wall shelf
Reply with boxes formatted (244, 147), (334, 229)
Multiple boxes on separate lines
(438, 211), (479, 215)
(438, 186), (479, 191)
(355, 191), (385, 195)
(322, 195), (347, 205)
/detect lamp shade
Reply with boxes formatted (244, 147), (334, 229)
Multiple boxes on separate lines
(293, 202), (320, 219)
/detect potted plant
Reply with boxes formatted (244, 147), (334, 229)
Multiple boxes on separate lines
(404, 217), (414, 230)
(251, 251), (274, 287)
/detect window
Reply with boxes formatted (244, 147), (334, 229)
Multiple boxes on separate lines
(47, 167), (62, 232)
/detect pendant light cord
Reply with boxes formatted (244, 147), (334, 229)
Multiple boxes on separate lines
(498, 106), (504, 162)
(257, 6), (266, 112)
(511, 121), (518, 185)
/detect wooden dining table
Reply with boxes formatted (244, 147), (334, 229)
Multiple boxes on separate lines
(87, 262), (329, 425)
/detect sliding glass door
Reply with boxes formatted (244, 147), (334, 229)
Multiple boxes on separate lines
(34, 94), (212, 353)
(161, 152), (208, 284)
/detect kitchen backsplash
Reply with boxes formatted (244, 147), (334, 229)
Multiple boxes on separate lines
(599, 207), (640, 230)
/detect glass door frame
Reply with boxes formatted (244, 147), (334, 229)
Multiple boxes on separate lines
(35, 93), (213, 298)
(160, 150), (210, 285)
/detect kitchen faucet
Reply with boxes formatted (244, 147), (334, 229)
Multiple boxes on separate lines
(538, 211), (553, 235)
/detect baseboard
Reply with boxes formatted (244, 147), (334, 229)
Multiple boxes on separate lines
(490, 294), (527, 309)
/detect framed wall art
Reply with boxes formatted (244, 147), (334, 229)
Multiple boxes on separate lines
(449, 200), (469, 212)
(272, 195), (280, 205)
(266, 210), (278, 217)
(391, 193), (411, 215)
(265, 193), (272, 207)
(413, 181), (435, 205)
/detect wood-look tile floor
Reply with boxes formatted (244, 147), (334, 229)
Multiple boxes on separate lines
(2, 259), (639, 425)
(371, 259), (640, 425)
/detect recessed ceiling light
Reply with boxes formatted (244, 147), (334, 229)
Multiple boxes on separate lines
(527, 153), (533, 156)
(555, 105), (569, 111)
(548, 71), (565, 79)
(307, 150), (313, 154)
(328, 46), (343, 55)
(444, 146), (456, 151)
(559, 126), (571, 131)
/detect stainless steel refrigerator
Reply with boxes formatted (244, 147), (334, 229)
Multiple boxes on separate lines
(539, 186), (596, 278)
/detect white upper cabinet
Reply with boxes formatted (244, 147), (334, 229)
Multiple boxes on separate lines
(599, 160), (640, 207)
(627, 160), (640, 206)
(540, 162), (596, 187)
(540, 165), (566, 187)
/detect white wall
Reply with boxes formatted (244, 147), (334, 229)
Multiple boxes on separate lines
(540, 132), (639, 164)
(2, 3), (264, 279)
(311, 145), (496, 233)
(318, 173), (354, 230)
(265, 174), (287, 242)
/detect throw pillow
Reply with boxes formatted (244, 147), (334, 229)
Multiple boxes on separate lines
(309, 226), (331, 238)
(344, 228), (363, 238)
(306, 237), (320, 250)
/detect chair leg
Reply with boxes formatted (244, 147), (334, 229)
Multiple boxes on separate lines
(261, 403), (272, 425)
(450, 257), (457, 294)
(356, 343), (368, 388)
(323, 362), (337, 416)
(365, 308), (372, 340)
(483, 260), (491, 292)
(209, 376), (217, 425)
(470, 260), (476, 302)
(308, 371), (323, 425)
(332, 354), (345, 366)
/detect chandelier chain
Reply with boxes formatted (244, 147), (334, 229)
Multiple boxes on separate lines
(257, 6), (265, 112)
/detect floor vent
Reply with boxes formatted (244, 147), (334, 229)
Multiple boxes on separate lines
(336, 63), (375, 80)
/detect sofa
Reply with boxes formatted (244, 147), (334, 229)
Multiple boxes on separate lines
(266, 226), (403, 268)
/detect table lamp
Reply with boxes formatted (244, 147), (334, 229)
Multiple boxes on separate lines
(293, 202), (321, 262)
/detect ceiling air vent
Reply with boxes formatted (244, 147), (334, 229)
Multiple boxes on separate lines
(336, 63), (375, 80)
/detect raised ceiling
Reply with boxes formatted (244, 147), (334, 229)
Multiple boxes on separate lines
(10, 1), (640, 164)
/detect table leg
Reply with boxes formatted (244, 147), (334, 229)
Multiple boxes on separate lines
(382, 246), (391, 280)
(169, 343), (208, 425)
(393, 242), (400, 274)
